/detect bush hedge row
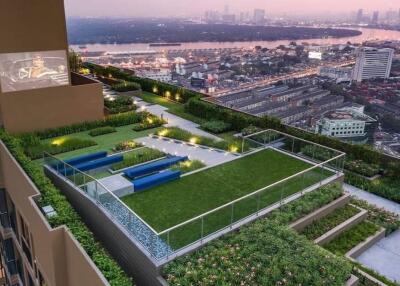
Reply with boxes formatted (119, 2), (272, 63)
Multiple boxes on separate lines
(30, 111), (147, 140)
(24, 137), (97, 160)
(200, 120), (232, 134)
(0, 130), (133, 286)
(89, 126), (117, 137)
(111, 81), (141, 92)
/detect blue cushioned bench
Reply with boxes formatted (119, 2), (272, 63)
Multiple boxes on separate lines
(51, 151), (108, 171)
(133, 170), (181, 192)
(65, 151), (108, 166)
(124, 156), (188, 179)
(74, 154), (123, 172)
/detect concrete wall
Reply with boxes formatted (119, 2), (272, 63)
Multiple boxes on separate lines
(0, 77), (104, 134)
(0, 0), (68, 54)
(45, 167), (164, 286)
(0, 141), (109, 286)
(0, 0), (104, 134)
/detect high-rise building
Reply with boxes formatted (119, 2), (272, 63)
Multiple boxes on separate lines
(352, 47), (394, 82)
(254, 9), (266, 25)
(356, 9), (363, 22)
(372, 11), (379, 24)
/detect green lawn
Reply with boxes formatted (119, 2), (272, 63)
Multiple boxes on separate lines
(42, 124), (161, 161)
(123, 149), (330, 249)
(137, 92), (205, 124)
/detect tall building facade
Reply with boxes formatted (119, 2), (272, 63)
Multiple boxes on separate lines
(352, 47), (394, 82)
(0, 0), (109, 285)
(253, 9), (266, 25)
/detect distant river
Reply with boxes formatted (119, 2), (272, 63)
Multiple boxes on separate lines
(70, 27), (400, 52)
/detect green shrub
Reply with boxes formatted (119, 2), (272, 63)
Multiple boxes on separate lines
(156, 127), (243, 153)
(0, 131), (133, 286)
(31, 111), (146, 139)
(89, 126), (116, 137)
(200, 120), (231, 134)
(344, 160), (380, 178)
(324, 221), (380, 255)
(111, 148), (165, 171)
(351, 198), (400, 235)
(132, 116), (165, 131)
(268, 183), (344, 224)
(241, 125), (262, 136)
(345, 173), (400, 203)
(301, 204), (360, 240)
(171, 160), (206, 173)
(164, 219), (352, 286)
(114, 140), (143, 152)
(111, 81), (141, 92)
(24, 137), (97, 160)
(105, 95), (136, 114)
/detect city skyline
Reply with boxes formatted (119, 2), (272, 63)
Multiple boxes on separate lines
(64, 0), (400, 18)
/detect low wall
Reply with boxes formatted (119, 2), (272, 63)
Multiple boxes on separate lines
(315, 207), (368, 246)
(44, 166), (164, 286)
(346, 227), (386, 259)
(290, 193), (351, 232)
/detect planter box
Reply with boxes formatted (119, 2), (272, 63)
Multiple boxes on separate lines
(345, 227), (386, 259)
(290, 193), (351, 232)
(314, 207), (368, 246)
(345, 274), (359, 286)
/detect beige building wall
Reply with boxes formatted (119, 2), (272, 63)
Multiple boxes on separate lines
(0, 0), (104, 134)
(0, 141), (109, 286)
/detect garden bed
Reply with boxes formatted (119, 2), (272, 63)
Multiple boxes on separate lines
(301, 204), (361, 240)
(111, 148), (165, 171)
(323, 221), (381, 256)
(163, 185), (353, 286)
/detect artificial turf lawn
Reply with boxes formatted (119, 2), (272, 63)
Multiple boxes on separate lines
(123, 149), (331, 249)
(41, 124), (160, 161)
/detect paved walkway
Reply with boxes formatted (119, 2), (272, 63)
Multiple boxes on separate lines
(344, 183), (400, 283)
(136, 136), (237, 166)
(133, 97), (221, 140)
(344, 184), (400, 216)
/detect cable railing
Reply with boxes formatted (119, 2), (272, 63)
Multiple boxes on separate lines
(43, 129), (345, 263)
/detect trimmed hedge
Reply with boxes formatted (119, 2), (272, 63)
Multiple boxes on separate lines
(31, 111), (147, 140)
(111, 148), (165, 171)
(200, 120), (231, 134)
(89, 126), (117, 137)
(114, 140), (143, 152)
(164, 185), (352, 286)
(24, 137), (97, 160)
(111, 81), (141, 92)
(0, 130), (133, 286)
(105, 95), (136, 114)
(345, 173), (400, 204)
(156, 127), (244, 153)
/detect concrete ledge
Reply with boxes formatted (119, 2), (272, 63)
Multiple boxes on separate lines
(290, 193), (351, 232)
(346, 227), (386, 259)
(345, 274), (359, 286)
(353, 268), (388, 286)
(315, 207), (368, 246)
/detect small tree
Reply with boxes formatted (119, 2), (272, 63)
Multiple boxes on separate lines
(68, 49), (82, 73)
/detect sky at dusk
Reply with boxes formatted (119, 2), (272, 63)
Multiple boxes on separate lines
(64, 0), (400, 18)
